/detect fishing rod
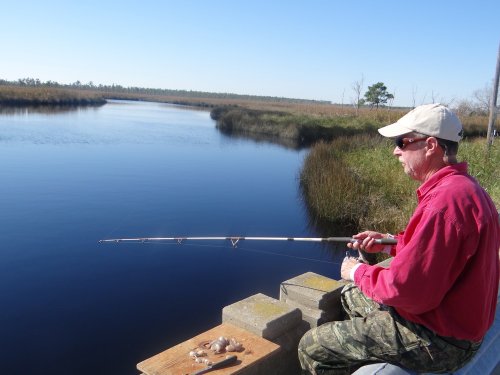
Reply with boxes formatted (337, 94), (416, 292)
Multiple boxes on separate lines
(98, 236), (397, 248)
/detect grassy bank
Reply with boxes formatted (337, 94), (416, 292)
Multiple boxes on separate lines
(0, 81), (328, 110)
(300, 136), (499, 233)
(0, 85), (106, 106)
(211, 107), (397, 148)
(210, 106), (495, 148)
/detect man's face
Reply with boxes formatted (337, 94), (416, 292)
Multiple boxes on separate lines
(393, 135), (429, 181)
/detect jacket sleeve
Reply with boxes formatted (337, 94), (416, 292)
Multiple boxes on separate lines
(353, 207), (469, 314)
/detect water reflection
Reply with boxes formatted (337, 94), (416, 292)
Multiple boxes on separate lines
(297, 177), (378, 261)
(217, 127), (305, 150)
(302, 198), (379, 263)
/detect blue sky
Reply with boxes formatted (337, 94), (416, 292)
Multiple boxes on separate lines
(1, 0), (499, 107)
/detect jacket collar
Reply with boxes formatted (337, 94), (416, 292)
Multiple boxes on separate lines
(416, 162), (468, 202)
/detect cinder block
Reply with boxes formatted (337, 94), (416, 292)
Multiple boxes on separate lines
(283, 298), (342, 328)
(222, 293), (302, 340)
(269, 322), (309, 375)
(280, 272), (346, 312)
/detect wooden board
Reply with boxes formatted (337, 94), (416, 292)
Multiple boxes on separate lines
(137, 322), (281, 375)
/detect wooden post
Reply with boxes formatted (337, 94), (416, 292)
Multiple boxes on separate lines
(487, 42), (500, 147)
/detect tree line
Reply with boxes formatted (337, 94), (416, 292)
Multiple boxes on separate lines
(0, 77), (330, 105)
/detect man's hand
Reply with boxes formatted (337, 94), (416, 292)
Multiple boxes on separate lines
(341, 256), (360, 281)
(347, 231), (387, 253)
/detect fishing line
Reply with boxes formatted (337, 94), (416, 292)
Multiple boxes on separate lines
(233, 244), (343, 265)
(133, 240), (342, 265)
(99, 211), (136, 243)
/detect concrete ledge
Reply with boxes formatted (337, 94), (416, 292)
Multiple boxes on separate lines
(222, 293), (302, 340)
(280, 272), (345, 314)
(283, 297), (340, 328)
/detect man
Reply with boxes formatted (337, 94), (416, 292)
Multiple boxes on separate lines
(298, 103), (500, 374)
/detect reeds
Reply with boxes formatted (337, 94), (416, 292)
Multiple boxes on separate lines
(210, 106), (496, 148)
(460, 139), (500, 204)
(0, 86), (105, 106)
(211, 107), (386, 147)
(300, 136), (499, 233)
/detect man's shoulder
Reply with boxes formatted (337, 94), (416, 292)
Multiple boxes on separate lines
(429, 171), (485, 206)
(433, 171), (496, 216)
(436, 169), (477, 190)
(420, 173), (492, 229)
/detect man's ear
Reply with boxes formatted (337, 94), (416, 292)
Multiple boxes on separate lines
(425, 137), (442, 155)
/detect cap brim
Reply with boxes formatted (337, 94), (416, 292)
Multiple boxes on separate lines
(378, 122), (413, 138)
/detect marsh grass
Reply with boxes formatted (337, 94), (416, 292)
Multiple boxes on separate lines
(0, 85), (105, 106)
(210, 107), (496, 148)
(301, 136), (499, 233)
(459, 139), (500, 204)
(212, 107), (385, 147)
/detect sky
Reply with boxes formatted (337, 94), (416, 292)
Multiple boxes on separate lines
(1, 0), (499, 107)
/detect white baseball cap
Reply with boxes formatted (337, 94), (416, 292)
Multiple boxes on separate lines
(378, 103), (463, 142)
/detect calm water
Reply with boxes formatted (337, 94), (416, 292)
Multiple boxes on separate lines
(0, 100), (346, 374)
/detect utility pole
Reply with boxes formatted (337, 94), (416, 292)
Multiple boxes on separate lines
(487, 42), (500, 148)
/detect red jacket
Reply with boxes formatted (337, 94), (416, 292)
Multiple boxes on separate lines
(354, 162), (500, 341)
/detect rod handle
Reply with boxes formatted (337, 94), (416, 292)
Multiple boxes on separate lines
(325, 237), (397, 245)
(375, 238), (398, 245)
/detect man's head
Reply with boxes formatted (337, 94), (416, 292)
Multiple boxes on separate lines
(378, 103), (463, 143)
(378, 104), (463, 182)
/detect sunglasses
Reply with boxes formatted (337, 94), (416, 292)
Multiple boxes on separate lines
(395, 136), (428, 149)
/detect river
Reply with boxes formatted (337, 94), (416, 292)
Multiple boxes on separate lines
(0, 100), (347, 374)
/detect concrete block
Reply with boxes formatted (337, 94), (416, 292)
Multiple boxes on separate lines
(280, 272), (346, 311)
(222, 293), (302, 340)
(273, 319), (310, 352)
(267, 320), (309, 375)
(283, 298), (342, 328)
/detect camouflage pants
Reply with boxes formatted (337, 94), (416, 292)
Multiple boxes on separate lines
(298, 284), (481, 374)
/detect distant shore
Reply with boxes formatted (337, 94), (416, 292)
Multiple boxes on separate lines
(0, 85), (107, 107)
(2, 84), (493, 144)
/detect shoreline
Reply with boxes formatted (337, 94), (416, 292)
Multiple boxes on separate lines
(0, 85), (106, 107)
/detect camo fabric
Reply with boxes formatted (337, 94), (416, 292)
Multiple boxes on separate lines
(298, 284), (481, 374)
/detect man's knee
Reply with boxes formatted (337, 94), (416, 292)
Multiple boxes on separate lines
(298, 323), (354, 372)
(341, 283), (382, 318)
(298, 328), (317, 361)
(298, 329), (316, 372)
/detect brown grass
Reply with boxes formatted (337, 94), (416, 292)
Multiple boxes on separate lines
(0, 85), (105, 106)
(301, 136), (499, 233)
